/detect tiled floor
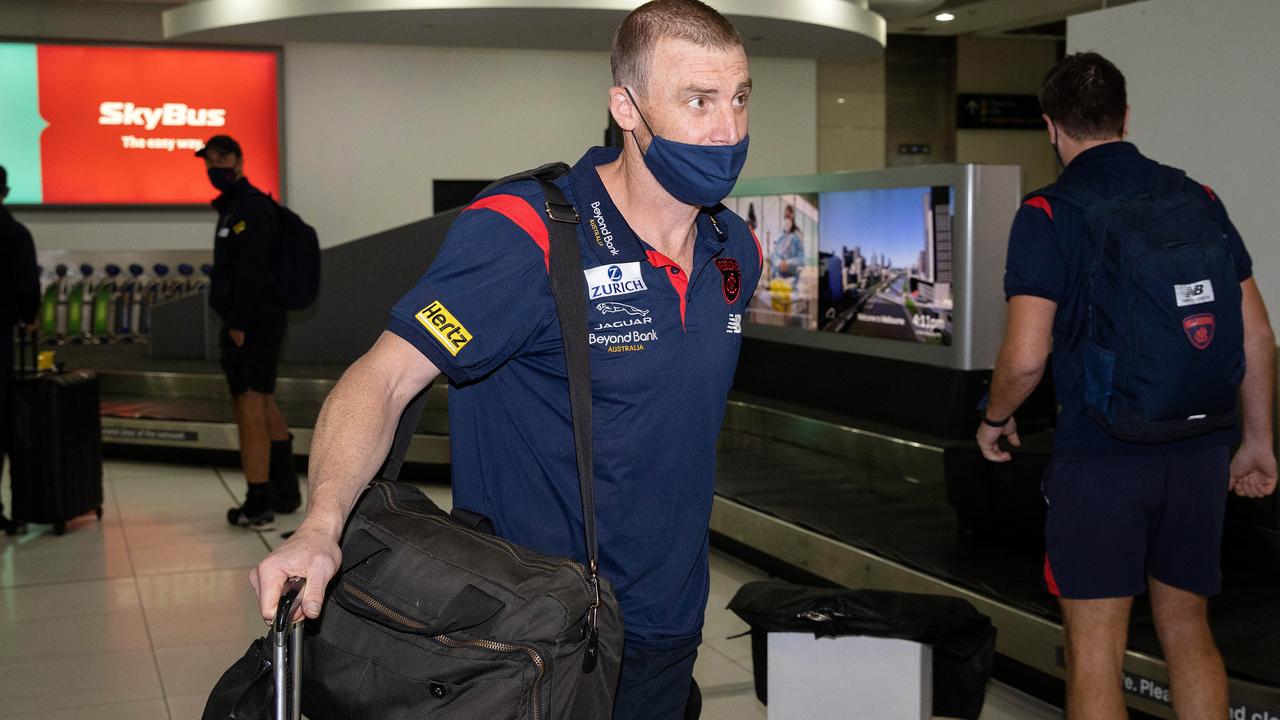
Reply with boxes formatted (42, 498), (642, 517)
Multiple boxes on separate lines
(0, 460), (1062, 719)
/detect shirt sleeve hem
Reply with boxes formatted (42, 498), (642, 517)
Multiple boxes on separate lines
(1004, 286), (1062, 303)
(387, 315), (473, 385)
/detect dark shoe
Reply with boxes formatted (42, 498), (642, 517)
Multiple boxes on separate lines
(0, 515), (20, 536)
(226, 505), (275, 531)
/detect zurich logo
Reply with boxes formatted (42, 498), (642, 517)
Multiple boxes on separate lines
(607, 265), (623, 281)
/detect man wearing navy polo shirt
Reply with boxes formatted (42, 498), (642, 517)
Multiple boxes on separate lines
(249, 1), (760, 716)
(978, 53), (1276, 719)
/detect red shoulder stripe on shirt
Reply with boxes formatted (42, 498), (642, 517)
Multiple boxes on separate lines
(749, 228), (763, 270)
(464, 194), (550, 271)
(1023, 196), (1053, 220)
(1201, 184), (1217, 203)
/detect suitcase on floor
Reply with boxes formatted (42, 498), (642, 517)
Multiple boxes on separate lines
(8, 328), (104, 535)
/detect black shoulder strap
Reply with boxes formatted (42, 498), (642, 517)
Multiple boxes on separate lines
(380, 162), (603, 639)
(1033, 181), (1106, 211)
(1156, 165), (1188, 195)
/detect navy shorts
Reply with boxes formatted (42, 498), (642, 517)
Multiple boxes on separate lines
(219, 305), (286, 397)
(1042, 444), (1231, 599)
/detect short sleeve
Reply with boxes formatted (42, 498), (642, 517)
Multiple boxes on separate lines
(1199, 184), (1253, 282)
(1003, 198), (1066, 303)
(388, 195), (557, 384)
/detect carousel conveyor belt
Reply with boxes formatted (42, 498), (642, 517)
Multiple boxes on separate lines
(85, 352), (1280, 718)
(712, 398), (1280, 719)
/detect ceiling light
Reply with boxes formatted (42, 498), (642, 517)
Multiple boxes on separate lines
(935, 12), (955, 22)
(837, 97), (846, 104)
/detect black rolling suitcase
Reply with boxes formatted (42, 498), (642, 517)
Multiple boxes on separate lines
(8, 327), (104, 535)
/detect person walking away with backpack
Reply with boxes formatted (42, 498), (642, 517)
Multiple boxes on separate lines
(977, 53), (1277, 719)
(197, 135), (302, 529)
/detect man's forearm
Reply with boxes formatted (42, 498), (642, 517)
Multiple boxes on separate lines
(987, 353), (1047, 422)
(1240, 334), (1276, 448)
(302, 358), (411, 539)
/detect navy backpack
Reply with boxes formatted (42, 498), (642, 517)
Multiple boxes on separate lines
(1039, 166), (1245, 442)
(265, 195), (321, 311)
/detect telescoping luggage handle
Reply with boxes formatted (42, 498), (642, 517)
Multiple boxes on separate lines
(379, 162), (604, 671)
(15, 322), (38, 378)
(272, 576), (306, 720)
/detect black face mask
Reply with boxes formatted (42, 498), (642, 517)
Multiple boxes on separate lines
(207, 167), (238, 191)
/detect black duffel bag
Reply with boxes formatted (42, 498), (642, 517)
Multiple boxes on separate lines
(728, 580), (996, 720)
(302, 477), (623, 719)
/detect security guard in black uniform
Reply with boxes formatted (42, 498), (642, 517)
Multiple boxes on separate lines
(196, 136), (300, 528)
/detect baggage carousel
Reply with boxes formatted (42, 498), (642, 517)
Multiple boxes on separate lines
(72, 345), (1280, 719)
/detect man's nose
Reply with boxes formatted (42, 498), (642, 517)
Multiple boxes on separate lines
(707, 104), (741, 145)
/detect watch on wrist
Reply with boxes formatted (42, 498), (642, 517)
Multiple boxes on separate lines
(981, 412), (1011, 428)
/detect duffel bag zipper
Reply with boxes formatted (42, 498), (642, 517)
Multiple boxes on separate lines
(342, 582), (547, 720)
(375, 482), (591, 593)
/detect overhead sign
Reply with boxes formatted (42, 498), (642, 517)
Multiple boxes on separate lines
(956, 93), (1045, 130)
(0, 42), (279, 205)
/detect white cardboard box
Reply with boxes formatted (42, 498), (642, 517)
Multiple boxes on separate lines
(767, 632), (932, 720)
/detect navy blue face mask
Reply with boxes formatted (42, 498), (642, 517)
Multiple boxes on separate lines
(207, 166), (238, 191)
(626, 88), (749, 207)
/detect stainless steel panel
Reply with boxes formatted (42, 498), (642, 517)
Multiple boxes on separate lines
(733, 163), (1021, 370)
(100, 416), (450, 463)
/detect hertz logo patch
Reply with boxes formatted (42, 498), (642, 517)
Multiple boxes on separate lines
(415, 301), (472, 356)
(232, 220), (247, 234)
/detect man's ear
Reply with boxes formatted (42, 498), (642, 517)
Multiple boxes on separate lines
(234, 155), (246, 179)
(1042, 114), (1057, 144)
(1121, 106), (1131, 137)
(609, 86), (639, 133)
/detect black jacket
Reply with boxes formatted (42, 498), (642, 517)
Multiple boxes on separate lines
(1, 206), (39, 330)
(209, 178), (279, 330)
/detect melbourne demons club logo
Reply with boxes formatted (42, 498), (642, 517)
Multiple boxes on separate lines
(1182, 313), (1215, 350)
(715, 258), (741, 304)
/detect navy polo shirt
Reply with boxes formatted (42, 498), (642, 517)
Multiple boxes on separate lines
(1004, 142), (1252, 457)
(388, 146), (762, 649)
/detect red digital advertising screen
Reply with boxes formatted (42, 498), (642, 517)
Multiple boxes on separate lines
(0, 42), (279, 206)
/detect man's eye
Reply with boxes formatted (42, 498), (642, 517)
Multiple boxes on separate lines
(734, 94), (748, 107)
(689, 97), (705, 109)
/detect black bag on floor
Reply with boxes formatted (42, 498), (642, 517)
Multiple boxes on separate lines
(728, 580), (996, 720)
(302, 164), (622, 719)
(7, 327), (104, 535)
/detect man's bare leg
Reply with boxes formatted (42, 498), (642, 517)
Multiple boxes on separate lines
(265, 394), (290, 443)
(1149, 577), (1228, 718)
(234, 390), (271, 485)
(1061, 596), (1133, 719)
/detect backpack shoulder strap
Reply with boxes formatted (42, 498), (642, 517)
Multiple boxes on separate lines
(479, 162), (572, 198)
(1030, 180), (1107, 212)
(1155, 164), (1189, 196)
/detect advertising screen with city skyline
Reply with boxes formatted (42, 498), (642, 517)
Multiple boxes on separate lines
(817, 185), (954, 345)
